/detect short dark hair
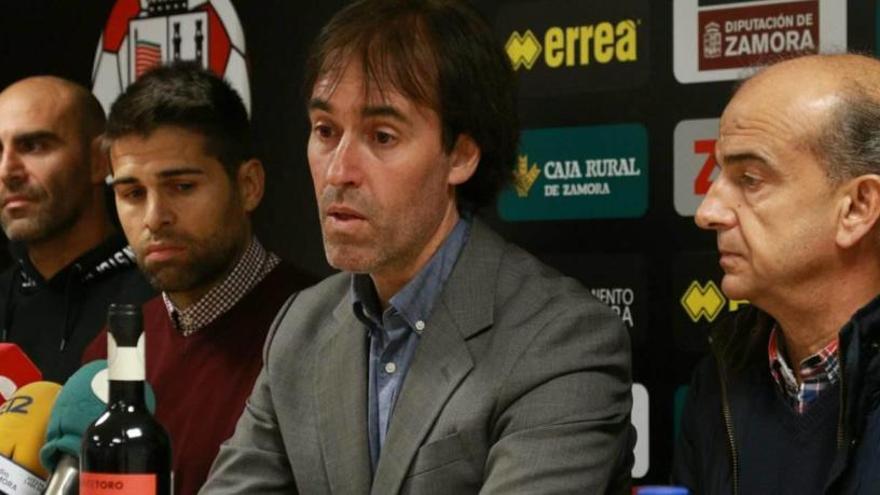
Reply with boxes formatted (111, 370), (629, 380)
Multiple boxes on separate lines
(105, 62), (252, 177)
(303, 0), (519, 210)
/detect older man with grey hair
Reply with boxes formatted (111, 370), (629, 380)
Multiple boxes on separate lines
(675, 53), (880, 494)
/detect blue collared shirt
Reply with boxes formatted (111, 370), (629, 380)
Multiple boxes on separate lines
(351, 218), (470, 472)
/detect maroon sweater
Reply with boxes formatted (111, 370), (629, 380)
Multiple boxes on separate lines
(83, 263), (314, 495)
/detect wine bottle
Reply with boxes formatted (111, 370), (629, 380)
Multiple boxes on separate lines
(80, 304), (172, 494)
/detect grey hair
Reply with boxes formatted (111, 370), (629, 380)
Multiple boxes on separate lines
(814, 83), (880, 183)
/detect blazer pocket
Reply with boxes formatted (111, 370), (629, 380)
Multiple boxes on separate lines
(407, 432), (470, 477)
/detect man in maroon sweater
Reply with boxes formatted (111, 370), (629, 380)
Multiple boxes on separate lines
(82, 63), (314, 494)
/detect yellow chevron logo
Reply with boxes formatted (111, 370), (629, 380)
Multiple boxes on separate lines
(506, 30), (542, 70)
(512, 154), (541, 198)
(681, 280), (725, 323)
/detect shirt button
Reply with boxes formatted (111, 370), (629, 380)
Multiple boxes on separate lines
(415, 320), (425, 331)
(385, 362), (397, 374)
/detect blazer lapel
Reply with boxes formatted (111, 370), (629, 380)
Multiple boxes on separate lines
(317, 299), (372, 494)
(369, 303), (474, 494)
(370, 220), (503, 494)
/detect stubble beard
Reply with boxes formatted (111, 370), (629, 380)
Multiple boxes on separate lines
(0, 186), (85, 245)
(317, 179), (450, 278)
(139, 224), (245, 295)
(322, 233), (387, 274)
(319, 200), (442, 278)
(319, 186), (382, 273)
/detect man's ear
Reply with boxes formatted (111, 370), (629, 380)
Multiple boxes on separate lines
(448, 134), (480, 186)
(90, 136), (111, 184)
(837, 174), (880, 248)
(236, 159), (265, 213)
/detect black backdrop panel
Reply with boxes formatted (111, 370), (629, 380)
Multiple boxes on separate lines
(0, 0), (874, 484)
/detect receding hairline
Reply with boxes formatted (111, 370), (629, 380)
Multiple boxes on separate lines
(736, 53), (880, 100)
(733, 54), (880, 181)
(733, 54), (880, 132)
(0, 75), (106, 140)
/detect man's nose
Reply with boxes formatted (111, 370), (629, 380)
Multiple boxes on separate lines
(694, 179), (736, 231)
(0, 148), (26, 187)
(143, 194), (174, 233)
(325, 136), (363, 188)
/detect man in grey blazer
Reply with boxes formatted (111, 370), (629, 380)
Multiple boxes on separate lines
(201, 1), (633, 493)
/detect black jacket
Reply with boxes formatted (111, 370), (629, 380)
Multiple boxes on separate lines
(673, 298), (880, 495)
(0, 234), (154, 383)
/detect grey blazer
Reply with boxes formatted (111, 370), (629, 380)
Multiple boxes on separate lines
(201, 221), (633, 494)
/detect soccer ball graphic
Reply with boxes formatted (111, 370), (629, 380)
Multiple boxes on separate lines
(92, 0), (250, 115)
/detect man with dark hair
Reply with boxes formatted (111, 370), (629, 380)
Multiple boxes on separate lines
(0, 76), (153, 382)
(82, 63), (315, 495)
(202, 1), (633, 494)
(675, 53), (880, 494)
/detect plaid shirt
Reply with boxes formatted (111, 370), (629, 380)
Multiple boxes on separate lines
(163, 237), (280, 336)
(768, 326), (840, 414)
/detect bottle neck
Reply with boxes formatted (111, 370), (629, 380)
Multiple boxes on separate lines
(108, 341), (146, 378)
(109, 379), (147, 408)
(107, 340), (147, 408)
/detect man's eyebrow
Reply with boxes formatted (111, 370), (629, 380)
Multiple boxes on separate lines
(361, 105), (411, 125)
(108, 176), (138, 187)
(13, 130), (60, 146)
(157, 167), (205, 178)
(307, 98), (412, 126)
(308, 98), (331, 112)
(109, 167), (205, 187)
(719, 151), (778, 172)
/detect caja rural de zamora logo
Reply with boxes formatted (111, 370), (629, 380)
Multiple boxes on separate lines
(92, 0), (250, 114)
(512, 155), (541, 198)
(499, 125), (648, 221)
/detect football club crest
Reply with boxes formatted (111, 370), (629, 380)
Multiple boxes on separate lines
(92, 0), (250, 114)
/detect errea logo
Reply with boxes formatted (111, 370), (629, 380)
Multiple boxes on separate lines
(505, 20), (639, 71)
(506, 31), (542, 70)
(680, 280), (748, 323)
(494, 0), (650, 95)
(681, 281), (725, 323)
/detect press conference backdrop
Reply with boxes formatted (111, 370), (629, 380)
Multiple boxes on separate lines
(0, 0), (873, 484)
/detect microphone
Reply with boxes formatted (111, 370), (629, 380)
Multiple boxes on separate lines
(39, 360), (157, 494)
(0, 381), (62, 495)
(0, 343), (42, 403)
(41, 454), (76, 495)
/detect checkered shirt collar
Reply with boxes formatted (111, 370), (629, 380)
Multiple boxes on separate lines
(162, 237), (280, 336)
(768, 325), (840, 414)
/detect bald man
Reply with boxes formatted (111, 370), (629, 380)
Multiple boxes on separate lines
(0, 76), (153, 382)
(673, 53), (880, 494)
